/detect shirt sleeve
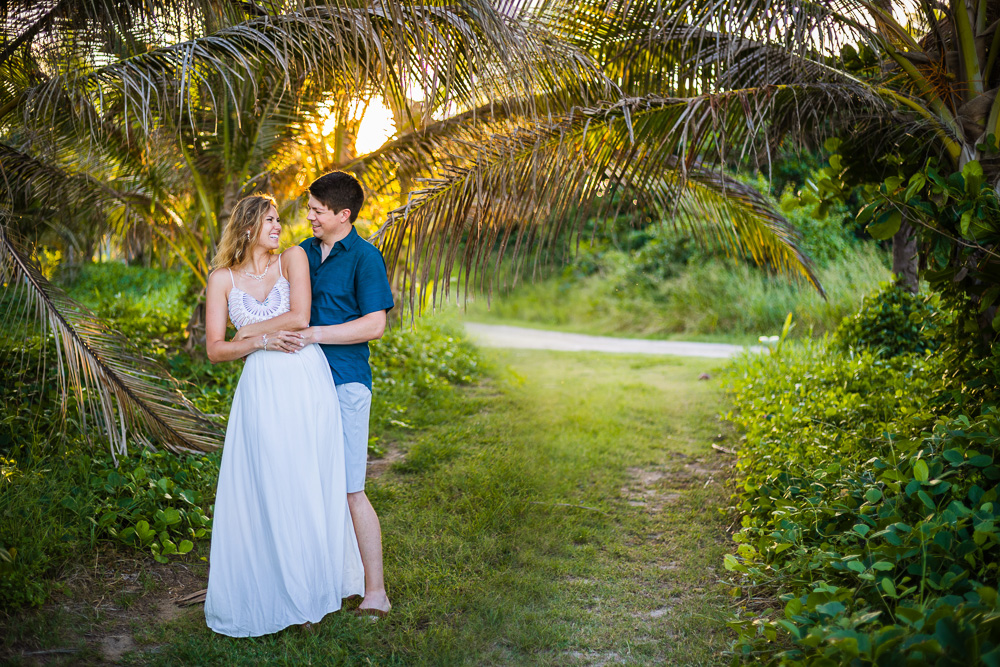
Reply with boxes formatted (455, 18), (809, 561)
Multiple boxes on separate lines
(356, 245), (395, 316)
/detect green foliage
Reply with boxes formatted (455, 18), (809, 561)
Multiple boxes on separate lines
(834, 281), (947, 357)
(850, 154), (1000, 340)
(724, 336), (1000, 665)
(0, 453), (97, 608)
(89, 450), (218, 563)
(470, 244), (888, 340)
(777, 189), (863, 268)
(369, 317), (481, 444)
(59, 262), (196, 342)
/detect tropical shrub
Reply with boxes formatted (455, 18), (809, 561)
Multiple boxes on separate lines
(724, 337), (1000, 665)
(834, 281), (947, 357)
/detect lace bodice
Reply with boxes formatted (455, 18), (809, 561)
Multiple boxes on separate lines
(227, 257), (290, 330)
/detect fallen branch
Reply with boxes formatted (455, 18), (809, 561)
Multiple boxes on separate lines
(174, 589), (207, 606)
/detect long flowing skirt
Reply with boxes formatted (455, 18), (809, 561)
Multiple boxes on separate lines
(205, 343), (365, 637)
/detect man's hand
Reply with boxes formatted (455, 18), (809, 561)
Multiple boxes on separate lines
(271, 328), (315, 353)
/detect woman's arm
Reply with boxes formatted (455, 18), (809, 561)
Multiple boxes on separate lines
(205, 270), (268, 363)
(233, 247), (312, 340)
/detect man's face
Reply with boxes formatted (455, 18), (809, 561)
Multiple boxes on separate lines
(306, 194), (351, 243)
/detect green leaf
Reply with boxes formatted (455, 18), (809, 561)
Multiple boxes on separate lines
(969, 455), (993, 468)
(913, 459), (930, 482)
(865, 488), (883, 503)
(904, 172), (926, 201)
(853, 524), (871, 537)
(918, 490), (935, 509)
(775, 619), (802, 638)
(881, 577), (897, 597)
(846, 560), (866, 572)
(868, 210), (902, 240)
(962, 160), (984, 194)
(178, 540), (194, 554)
(816, 601), (846, 616)
(785, 597), (804, 618)
(942, 449), (965, 466)
(894, 606), (924, 626)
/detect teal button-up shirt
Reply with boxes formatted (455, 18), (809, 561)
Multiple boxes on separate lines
(300, 228), (394, 389)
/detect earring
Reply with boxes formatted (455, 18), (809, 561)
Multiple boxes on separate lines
(246, 230), (251, 241)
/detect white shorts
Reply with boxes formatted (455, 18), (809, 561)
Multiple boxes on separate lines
(336, 383), (371, 493)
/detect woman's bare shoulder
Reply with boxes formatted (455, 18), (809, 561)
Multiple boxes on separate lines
(281, 245), (308, 267)
(207, 267), (233, 293)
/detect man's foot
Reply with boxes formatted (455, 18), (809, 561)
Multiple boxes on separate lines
(356, 592), (391, 617)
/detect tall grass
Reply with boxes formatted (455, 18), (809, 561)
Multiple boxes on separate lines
(464, 244), (889, 339)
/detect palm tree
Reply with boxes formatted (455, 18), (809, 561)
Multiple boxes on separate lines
(365, 0), (998, 330)
(0, 0), (591, 455)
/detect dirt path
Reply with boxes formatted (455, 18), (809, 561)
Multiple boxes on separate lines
(464, 322), (761, 358)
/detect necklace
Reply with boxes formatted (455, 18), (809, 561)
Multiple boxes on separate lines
(241, 256), (273, 282)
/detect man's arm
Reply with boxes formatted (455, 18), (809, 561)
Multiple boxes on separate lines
(270, 310), (386, 352)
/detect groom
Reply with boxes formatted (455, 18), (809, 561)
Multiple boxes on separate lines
(280, 171), (394, 616)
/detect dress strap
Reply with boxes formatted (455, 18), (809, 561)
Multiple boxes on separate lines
(277, 253), (283, 279)
(227, 268), (235, 288)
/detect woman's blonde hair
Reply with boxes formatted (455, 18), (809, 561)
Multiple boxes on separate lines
(211, 194), (278, 270)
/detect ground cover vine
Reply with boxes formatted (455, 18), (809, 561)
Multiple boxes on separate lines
(724, 292), (1000, 664)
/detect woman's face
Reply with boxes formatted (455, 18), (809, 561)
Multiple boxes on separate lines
(254, 206), (281, 251)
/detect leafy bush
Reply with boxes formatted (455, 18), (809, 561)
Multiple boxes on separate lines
(834, 281), (946, 357)
(89, 450), (219, 563)
(724, 337), (1000, 664)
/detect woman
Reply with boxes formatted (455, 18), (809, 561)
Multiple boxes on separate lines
(203, 194), (364, 637)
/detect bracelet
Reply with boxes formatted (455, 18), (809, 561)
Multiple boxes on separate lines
(262, 333), (268, 351)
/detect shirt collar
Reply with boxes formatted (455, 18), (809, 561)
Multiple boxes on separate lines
(306, 226), (359, 256)
(337, 226), (360, 250)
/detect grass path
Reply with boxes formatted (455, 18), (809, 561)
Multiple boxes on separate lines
(9, 349), (736, 665)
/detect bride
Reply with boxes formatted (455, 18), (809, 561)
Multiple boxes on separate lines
(202, 193), (364, 637)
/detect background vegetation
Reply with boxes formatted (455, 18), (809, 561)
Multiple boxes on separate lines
(464, 174), (889, 341)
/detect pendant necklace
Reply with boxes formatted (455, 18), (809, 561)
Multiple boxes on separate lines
(242, 256), (272, 282)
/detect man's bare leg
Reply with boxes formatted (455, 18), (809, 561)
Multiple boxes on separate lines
(347, 490), (391, 613)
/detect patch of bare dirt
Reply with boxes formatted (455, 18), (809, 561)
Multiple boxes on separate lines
(4, 547), (207, 665)
(366, 444), (406, 478)
(620, 450), (732, 514)
(563, 649), (626, 665)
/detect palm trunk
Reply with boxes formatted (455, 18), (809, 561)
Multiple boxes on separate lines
(892, 217), (919, 293)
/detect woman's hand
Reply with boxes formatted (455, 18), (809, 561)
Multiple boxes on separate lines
(271, 329), (310, 353)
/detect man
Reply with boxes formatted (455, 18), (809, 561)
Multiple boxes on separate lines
(275, 171), (394, 617)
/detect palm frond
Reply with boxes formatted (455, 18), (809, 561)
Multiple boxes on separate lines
(5, 1), (601, 140)
(0, 219), (223, 457)
(371, 91), (838, 312)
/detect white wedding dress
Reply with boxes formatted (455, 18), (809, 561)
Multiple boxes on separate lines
(205, 258), (365, 637)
